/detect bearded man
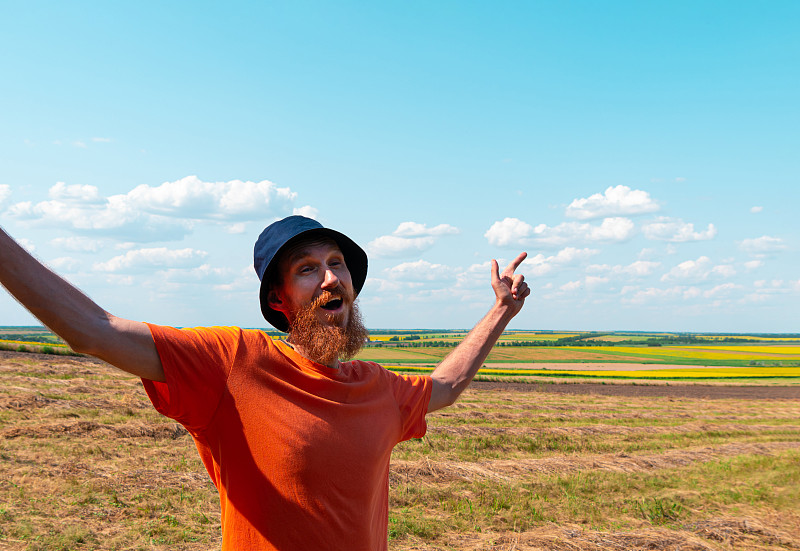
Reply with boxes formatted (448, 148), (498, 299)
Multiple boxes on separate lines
(0, 215), (530, 550)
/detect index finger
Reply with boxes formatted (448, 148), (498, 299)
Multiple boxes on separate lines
(502, 252), (528, 275)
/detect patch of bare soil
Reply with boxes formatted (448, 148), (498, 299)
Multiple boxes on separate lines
(472, 381), (800, 400)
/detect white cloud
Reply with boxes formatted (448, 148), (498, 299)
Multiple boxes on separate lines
(711, 264), (736, 278)
(643, 217), (717, 242)
(7, 176), (300, 242)
(744, 260), (763, 270)
(93, 247), (208, 273)
(51, 236), (103, 252)
(660, 256), (736, 282)
(292, 205), (319, 219)
(622, 286), (682, 305)
(521, 247), (599, 277)
(49, 181), (103, 203)
(587, 260), (661, 278)
(368, 221), (459, 257)
(565, 185), (659, 220)
(750, 206), (763, 213)
(162, 264), (233, 284)
(226, 222), (247, 234)
(484, 218), (534, 247)
(584, 275), (609, 288)
(48, 257), (81, 271)
(560, 280), (582, 292)
(127, 175), (296, 220)
(704, 283), (742, 298)
(367, 235), (435, 257)
(0, 184), (11, 204)
(738, 236), (786, 256)
(384, 260), (457, 282)
(486, 217), (634, 248)
(8, 196), (191, 242)
(392, 222), (459, 237)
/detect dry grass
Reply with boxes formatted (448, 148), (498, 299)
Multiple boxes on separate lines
(1, 352), (799, 550)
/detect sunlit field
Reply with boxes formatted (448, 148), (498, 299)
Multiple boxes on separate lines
(1, 350), (798, 550)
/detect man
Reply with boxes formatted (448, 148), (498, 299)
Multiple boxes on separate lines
(0, 214), (529, 549)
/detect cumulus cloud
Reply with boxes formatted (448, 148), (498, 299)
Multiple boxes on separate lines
(750, 206), (763, 213)
(521, 247), (599, 277)
(660, 256), (736, 282)
(6, 177), (300, 242)
(93, 247), (208, 273)
(738, 236), (786, 256)
(622, 286), (683, 305)
(51, 236), (103, 252)
(643, 217), (717, 242)
(392, 222), (459, 237)
(485, 217), (634, 247)
(367, 235), (435, 257)
(560, 280), (582, 292)
(744, 260), (763, 270)
(703, 283), (742, 298)
(48, 257), (81, 271)
(484, 218), (534, 247)
(587, 260), (661, 278)
(162, 264), (233, 284)
(0, 184), (11, 205)
(49, 181), (104, 204)
(384, 259), (457, 282)
(367, 221), (459, 257)
(127, 176), (296, 220)
(565, 185), (659, 220)
(293, 205), (319, 219)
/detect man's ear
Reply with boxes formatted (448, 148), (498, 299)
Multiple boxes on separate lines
(267, 289), (283, 307)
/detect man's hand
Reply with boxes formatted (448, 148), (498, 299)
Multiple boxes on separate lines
(491, 252), (531, 316)
(428, 252), (531, 413)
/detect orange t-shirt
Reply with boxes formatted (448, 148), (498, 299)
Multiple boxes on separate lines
(141, 325), (431, 550)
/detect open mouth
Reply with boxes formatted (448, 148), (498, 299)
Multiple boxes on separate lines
(320, 297), (343, 311)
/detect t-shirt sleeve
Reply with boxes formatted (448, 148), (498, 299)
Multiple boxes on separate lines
(142, 324), (240, 432)
(385, 371), (432, 442)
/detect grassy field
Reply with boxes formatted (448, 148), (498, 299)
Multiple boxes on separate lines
(1, 351), (799, 550)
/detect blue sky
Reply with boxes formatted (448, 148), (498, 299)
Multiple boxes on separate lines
(1, 2), (798, 332)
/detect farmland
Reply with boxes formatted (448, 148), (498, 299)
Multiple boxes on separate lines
(1, 328), (799, 549)
(1, 347), (799, 550)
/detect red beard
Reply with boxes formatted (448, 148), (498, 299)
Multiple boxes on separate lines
(288, 287), (369, 366)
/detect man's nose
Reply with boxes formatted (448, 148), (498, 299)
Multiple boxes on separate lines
(321, 268), (339, 289)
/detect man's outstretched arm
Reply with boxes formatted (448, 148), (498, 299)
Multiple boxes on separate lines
(0, 227), (164, 382)
(428, 252), (530, 413)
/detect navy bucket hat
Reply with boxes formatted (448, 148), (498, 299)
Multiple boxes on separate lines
(254, 215), (368, 332)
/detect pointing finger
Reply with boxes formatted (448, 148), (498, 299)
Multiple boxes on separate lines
(503, 252), (528, 276)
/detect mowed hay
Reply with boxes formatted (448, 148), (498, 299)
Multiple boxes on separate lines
(1, 353), (800, 550)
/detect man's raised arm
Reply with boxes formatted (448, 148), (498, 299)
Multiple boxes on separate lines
(427, 252), (530, 413)
(0, 227), (164, 382)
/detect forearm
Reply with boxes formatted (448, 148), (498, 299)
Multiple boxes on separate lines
(0, 227), (113, 353)
(429, 302), (516, 411)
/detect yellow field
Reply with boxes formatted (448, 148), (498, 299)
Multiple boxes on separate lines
(589, 345), (800, 361)
(385, 364), (800, 379)
(0, 339), (68, 348)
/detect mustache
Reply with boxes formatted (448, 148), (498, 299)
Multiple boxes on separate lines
(308, 285), (354, 309)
